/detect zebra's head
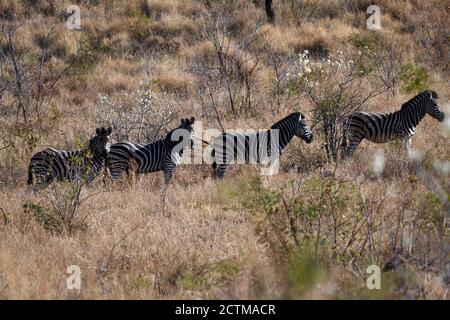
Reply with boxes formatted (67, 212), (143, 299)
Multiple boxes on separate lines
(295, 113), (313, 143)
(170, 117), (196, 149)
(88, 127), (112, 159)
(424, 91), (445, 122)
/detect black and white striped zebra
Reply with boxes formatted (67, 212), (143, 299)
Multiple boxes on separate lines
(106, 117), (195, 185)
(27, 127), (112, 188)
(211, 112), (313, 179)
(342, 90), (445, 157)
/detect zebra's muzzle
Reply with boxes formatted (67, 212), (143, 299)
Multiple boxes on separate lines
(303, 134), (313, 143)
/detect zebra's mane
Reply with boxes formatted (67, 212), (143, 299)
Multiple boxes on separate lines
(165, 123), (191, 145)
(400, 90), (438, 111)
(165, 127), (177, 139)
(271, 112), (300, 130)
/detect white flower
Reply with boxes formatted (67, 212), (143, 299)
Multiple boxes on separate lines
(371, 150), (385, 175)
(433, 160), (450, 176)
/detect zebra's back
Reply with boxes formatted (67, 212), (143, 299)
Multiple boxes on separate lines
(107, 141), (171, 178)
(346, 111), (400, 143)
(28, 148), (81, 185)
(211, 130), (274, 166)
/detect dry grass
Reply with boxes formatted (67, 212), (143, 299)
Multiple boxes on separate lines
(0, 0), (448, 299)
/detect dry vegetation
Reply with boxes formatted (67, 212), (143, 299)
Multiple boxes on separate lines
(0, 0), (449, 299)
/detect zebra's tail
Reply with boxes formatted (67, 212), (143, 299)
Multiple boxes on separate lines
(341, 117), (349, 159)
(194, 138), (210, 145)
(27, 165), (33, 185)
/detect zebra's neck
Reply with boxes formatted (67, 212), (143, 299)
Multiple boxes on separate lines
(165, 131), (178, 150)
(398, 96), (427, 130)
(270, 113), (298, 153)
(165, 129), (191, 155)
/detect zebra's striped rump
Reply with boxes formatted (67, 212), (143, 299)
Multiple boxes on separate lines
(27, 127), (112, 188)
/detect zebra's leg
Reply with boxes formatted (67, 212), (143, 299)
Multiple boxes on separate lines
(38, 173), (54, 190)
(211, 157), (228, 179)
(126, 158), (139, 190)
(402, 136), (413, 158)
(136, 173), (143, 190)
(216, 163), (227, 179)
(102, 166), (110, 187)
(211, 147), (217, 179)
(212, 161), (217, 179)
(125, 167), (136, 190)
(345, 134), (364, 158)
(27, 163), (34, 185)
(163, 164), (175, 185)
(35, 164), (55, 189)
(160, 164), (175, 216)
(30, 171), (43, 189)
(27, 164), (38, 188)
(102, 158), (113, 187)
(211, 146), (228, 179)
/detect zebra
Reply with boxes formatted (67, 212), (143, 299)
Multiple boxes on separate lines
(105, 117), (195, 186)
(211, 112), (313, 179)
(342, 90), (445, 157)
(27, 127), (112, 188)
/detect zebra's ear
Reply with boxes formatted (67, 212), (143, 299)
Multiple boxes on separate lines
(190, 117), (195, 124)
(430, 90), (438, 99)
(96, 128), (101, 135)
(106, 127), (112, 135)
(181, 118), (186, 125)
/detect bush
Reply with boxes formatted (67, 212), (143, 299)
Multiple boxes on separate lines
(218, 169), (449, 299)
(289, 48), (384, 161)
(399, 63), (429, 94)
(23, 179), (96, 234)
(96, 83), (176, 143)
(222, 174), (365, 260)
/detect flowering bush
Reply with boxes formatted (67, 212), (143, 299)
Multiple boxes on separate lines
(97, 84), (176, 143)
(288, 49), (385, 161)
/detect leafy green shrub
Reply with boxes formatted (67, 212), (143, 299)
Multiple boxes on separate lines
(216, 174), (431, 298)
(399, 62), (429, 94)
(222, 175), (365, 262)
(287, 245), (328, 297)
(23, 180), (96, 234)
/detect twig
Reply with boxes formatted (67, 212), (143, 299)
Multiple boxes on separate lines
(0, 208), (8, 225)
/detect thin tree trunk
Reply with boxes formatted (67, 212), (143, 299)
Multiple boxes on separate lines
(265, 0), (275, 24)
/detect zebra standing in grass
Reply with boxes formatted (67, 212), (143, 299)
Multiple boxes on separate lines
(28, 127), (112, 188)
(342, 90), (445, 157)
(106, 117), (195, 185)
(211, 112), (313, 179)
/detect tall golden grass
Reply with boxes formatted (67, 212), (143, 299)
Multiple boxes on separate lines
(0, 0), (448, 299)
